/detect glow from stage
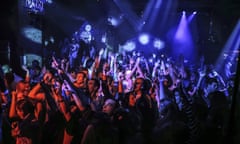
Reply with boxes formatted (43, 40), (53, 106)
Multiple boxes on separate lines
(22, 26), (42, 44)
(122, 41), (136, 52)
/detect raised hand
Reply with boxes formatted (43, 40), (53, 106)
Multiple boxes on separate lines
(199, 69), (206, 78)
(51, 56), (59, 69)
(118, 72), (124, 81)
(43, 72), (53, 85)
(11, 121), (20, 137)
(63, 80), (75, 94)
(21, 65), (28, 71)
(99, 48), (104, 56)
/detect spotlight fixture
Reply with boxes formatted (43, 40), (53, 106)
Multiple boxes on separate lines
(153, 39), (165, 50)
(182, 11), (186, 15)
(138, 33), (150, 45)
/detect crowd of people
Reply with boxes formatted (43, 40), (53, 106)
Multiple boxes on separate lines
(0, 23), (237, 144)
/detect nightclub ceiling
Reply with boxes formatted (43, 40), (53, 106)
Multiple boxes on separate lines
(0, 0), (239, 69)
(0, 0), (239, 40)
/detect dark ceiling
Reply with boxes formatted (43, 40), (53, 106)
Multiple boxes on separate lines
(0, 0), (239, 40)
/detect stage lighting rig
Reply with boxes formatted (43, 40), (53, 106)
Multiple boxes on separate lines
(25, 0), (51, 14)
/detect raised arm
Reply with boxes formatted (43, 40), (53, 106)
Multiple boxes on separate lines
(21, 65), (30, 83)
(63, 80), (86, 112)
(152, 60), (160, 78)
(28, 72), (54, 101)
(126, 57), (141, 79)
(9, 91), (18, 118)
(196, 67), (206, 90)
(51, 81), (72, 121)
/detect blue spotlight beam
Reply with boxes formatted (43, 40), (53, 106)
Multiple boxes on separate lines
(215, 19), (240, 73)
(141, 0), (175, 34)
(226, 47), (240, 144)
(159, 0), (175, 32)
(175, 13), (188, 40)
(172, 12), (195, 63)
(113, 0), (141, 32)
(139, 0), (156, 31)
(187, 12), (197, 23)
(140, 0), (162, 32)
